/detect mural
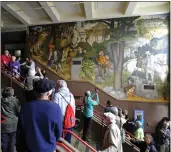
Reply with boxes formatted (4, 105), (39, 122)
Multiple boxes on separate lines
(29, 14), (169, 102)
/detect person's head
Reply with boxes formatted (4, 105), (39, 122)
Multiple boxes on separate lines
(137, 115), (142, 120)
(4, 50), (9, 56)
(85, 90), (91, 97)
(11, 56), (16, 62)
(56, 80), (67, 91)
(2, 87), (14, 98)
(106, 100), (112, 106)
(112, 107), (119, 116)
(162, 121), (169, 129)
(34, 79), (55, 100)
(136, 121), (142, 128)
(104, 112), (116, 125)
(144, 134), (154, 145)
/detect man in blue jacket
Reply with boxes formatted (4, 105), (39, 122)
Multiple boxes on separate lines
(16, 79), (63, 152)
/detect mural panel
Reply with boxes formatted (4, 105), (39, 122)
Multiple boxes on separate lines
(29, 14), (169, 102)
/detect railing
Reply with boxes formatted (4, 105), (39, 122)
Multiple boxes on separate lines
(56, 137), (79, 152)
(1, 65), (26, 89)
(62, 130), (96, 152)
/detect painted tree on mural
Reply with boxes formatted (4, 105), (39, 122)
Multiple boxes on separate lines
(100, 17), (140, 90)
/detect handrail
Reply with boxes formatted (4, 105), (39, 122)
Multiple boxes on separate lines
(56, 142), (72, 152)
(1, 65), (26, 88)
(57, 137), (79, 152)
(62, 129), (96, 152)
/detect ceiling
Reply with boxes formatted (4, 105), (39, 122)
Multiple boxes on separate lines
(0, 1), (170, 32)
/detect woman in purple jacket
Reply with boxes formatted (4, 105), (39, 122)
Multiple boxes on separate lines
(8, 56), (20, 77)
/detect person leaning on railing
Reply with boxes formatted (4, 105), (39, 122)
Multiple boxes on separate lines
(128, 134), (158, 152)
(81, 88), (99, 142)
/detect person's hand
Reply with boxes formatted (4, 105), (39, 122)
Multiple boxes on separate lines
(95, 88), (98, 93)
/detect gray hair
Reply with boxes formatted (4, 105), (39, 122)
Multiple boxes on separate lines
(56, 80), (67, 88)
(2, 87), (14, 97)
(145, 134), (154, 144)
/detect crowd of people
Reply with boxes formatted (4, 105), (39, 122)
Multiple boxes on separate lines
(1, 50), (170, 152)
(100, 101), (170, 152)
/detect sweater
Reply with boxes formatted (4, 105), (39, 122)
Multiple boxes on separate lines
(83, 93), (99, 118)
(16, 100), (63, 152)
(1, 96), (21, 133)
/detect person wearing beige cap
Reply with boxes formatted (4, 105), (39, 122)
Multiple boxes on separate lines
(98, 112), (123, 152)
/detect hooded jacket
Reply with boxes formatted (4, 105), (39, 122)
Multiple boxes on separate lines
(99, 112), (123, 152)
(53, 87), (75, 120)
(1, 96), (21, 133)
(83, 93), (99, 118)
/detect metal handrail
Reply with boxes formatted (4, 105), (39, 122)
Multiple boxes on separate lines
(56, 142), (72, 152)
(57, 138), (79, 152)
(62, 130), (97, 152)
(1, 65), (26, 88)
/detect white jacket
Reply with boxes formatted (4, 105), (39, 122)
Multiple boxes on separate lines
(53, 87), (75, 120)
(99, 113), (123, 152)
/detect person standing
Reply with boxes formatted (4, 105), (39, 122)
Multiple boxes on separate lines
(134, 121), (144, 141)
(99, 112), (123, 152)
(159, 121), (170, 152)
(1, 87), (21, 152)
(16, 79), (63, 152)
(104, 100), (118, 114)
(53, 80), (75, 143)
(8, 56), (20, 77)
(82, 89), (99, 141)
(1, 50), (12, 67)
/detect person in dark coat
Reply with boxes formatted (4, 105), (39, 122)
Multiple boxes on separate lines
(16, 79), (63, 152)
(1, 87), (21, 152)
(129, 134), (158, 152)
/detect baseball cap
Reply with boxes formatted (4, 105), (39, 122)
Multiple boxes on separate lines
(34, 79), (55, 93)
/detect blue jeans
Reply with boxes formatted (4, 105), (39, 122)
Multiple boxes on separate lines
(64, 128), (72, 144)
(1, 132), (16, 152)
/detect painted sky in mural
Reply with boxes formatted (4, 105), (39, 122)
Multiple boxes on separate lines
(29, 14), (169, 102)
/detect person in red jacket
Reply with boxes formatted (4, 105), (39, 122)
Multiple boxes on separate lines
(1, 50), (12, 67)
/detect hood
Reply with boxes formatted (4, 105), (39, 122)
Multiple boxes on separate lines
(58, 87), (70, 96)
(104, 112), (116, 123)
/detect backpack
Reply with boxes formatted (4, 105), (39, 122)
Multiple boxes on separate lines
(59, 93), (75, 129)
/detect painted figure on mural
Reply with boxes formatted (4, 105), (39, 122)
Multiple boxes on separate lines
(47, 38), (55, 66)
(97, 51), (105, 77)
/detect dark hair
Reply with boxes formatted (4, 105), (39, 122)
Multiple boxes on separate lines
(106, 100), (111, 105)
(2, 87), (14, 98)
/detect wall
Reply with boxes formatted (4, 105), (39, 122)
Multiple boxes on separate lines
(1, 31), (27, 57)
(28, 14), (169, 102)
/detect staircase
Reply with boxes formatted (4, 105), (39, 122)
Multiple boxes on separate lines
(1, 67), (140, 152)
